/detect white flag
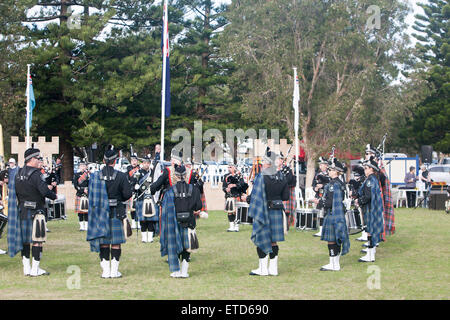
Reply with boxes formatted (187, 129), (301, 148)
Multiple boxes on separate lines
(293, 68), (300, 130)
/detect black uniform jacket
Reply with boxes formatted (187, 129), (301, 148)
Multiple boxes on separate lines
(15, 166), (57, 214)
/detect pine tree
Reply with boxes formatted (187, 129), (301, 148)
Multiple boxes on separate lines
(408, 0), (450, 153)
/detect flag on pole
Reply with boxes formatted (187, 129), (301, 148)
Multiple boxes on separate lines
(293, 68), (299, 129)
(26, 74), (36, 131)
(161, 0), (171, 118)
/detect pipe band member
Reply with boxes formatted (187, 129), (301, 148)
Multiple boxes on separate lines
(245, 149), (289, 276)
(87, 146), (132, 278)
(318, 158), (350, 272)
(8, 147), (57, 277)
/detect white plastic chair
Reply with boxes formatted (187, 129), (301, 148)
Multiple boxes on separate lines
(415, 190), (424, 207)
(396, 190), (407, 208)
(305, 187), (316, 208)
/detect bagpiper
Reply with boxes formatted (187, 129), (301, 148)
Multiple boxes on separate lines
(73, 161), (89, 231)
(135, 155), (159, 243)
(357, 156), (384, 263)
(87, 147), (132, 278)
(185, 158), (208, 219)
(244, 149), (289, 276)
(222, 164), (248, 232)
(159, 164), (202, 278)
(279, 152), (297, 230)
(7, 148), (57, 276)
(126, 154), (141, 230)
(312, 157), (330, 237)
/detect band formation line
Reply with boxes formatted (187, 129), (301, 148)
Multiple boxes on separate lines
(0, 141), (394, 278)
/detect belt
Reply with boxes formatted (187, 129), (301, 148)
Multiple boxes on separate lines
(267, 199), (283, 209)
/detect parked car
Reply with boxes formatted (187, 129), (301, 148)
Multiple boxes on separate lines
(441, 157), (450, 165)
(427, 165), (450, 185)
(384, 153), (408, 158)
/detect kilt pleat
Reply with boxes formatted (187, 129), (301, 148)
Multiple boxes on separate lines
(268, 209), (285, 243)
(20, 218), (33, 244)
(99, 217), (126, 245)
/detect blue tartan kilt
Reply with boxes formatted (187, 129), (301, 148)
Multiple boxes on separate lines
(321, 213), (342, 242)
(99, 217), (126, 245)
(136, 200), (159, 222)
(269, 209), (285, 243)
(18, 208), (33, 244)
(20, 218), (33, 244)
(178, 224), (190, 251)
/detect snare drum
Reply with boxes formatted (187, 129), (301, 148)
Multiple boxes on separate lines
(47, 197), (66, 220)
(0, 213), (8, 239)
(295, 209), (318, 230)
(236, 202), (252, 224)
(346, 208), (364, 235)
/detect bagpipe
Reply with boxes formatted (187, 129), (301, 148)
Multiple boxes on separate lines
(227, 171), (248, 195)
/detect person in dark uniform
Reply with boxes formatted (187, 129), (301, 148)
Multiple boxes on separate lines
(160, 164), (202, 278)
(243, 150), (289, 276)
(312, 157), (330, 237)
(185, 158), (208, 218)
(150, 149), (183, 198)
(279, 152), (297, 230)
(126, 154), (140, 229)
(135, 155), (159, 243)
(73, 161), (89, 231)
(222, 164), (248, 232)
(87, 147), (132, 278)
(356, 157), (384, 263)
(7, 148), (57, 277)
(313, 158), (350, 271)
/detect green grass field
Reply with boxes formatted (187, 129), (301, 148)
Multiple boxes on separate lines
(0, 208), (449, 300)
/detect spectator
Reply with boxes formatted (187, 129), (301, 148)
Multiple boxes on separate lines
(404, 166), (417, 208)
(419, 164), (432, 208)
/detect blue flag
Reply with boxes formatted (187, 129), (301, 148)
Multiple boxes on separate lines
(27, 75), (36, 130)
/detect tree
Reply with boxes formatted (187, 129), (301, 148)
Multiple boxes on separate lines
(9, 0), (188, 178)
(406, 0), (450, 153)
(177, 0), (231, 118)
(220, 0), (412, 186)
(0, 0), (35, 159)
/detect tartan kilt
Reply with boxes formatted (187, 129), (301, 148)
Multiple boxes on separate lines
(224, 197), (238, 213)
(99, 217), (126, 245)
(268, 209), (285, 243)
(200, 192), (208, 212)
(283, 187), (296, 214)
(320, 213), (347, 243)
(20, 217), (33, 244)
(74, 196), (88, 214)
(179, 225), (191, 251)
(136, 200), (159, 222)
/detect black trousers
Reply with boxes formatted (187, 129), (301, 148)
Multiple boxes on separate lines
(406, 191), (416, 208)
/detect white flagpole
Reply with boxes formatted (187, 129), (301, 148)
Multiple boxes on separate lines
(26, 64), (31, 149)
(293, 67), (302, 209)
(160, 0), (168, 162)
